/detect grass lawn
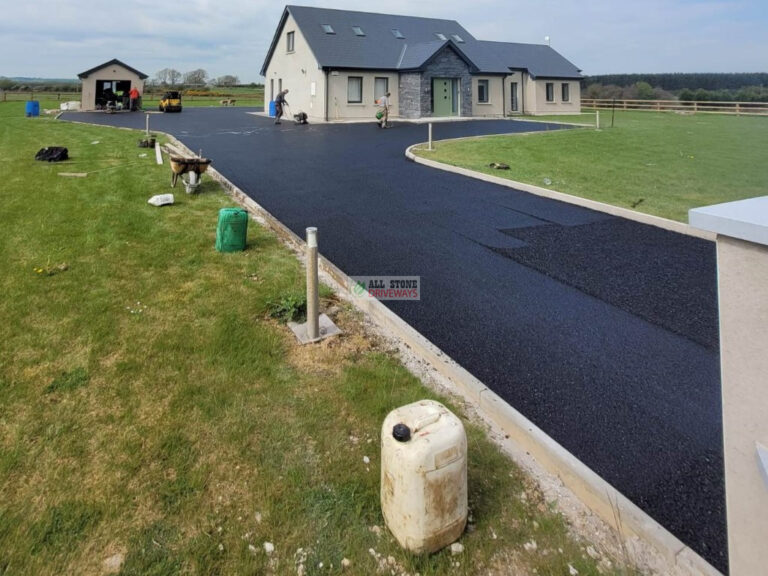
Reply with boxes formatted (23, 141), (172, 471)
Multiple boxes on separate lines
(413, 110), (768, 222)
(0, 100), (620, 575)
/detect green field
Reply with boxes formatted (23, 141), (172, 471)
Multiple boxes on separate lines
(3, 88), (264, 109)
(414, 110), (768, 222)
(0, 101), (621, 575)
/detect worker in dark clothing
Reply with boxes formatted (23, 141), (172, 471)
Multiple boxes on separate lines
(274, 89), (289, 124)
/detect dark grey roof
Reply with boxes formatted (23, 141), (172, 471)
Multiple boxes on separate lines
(261, 6), (581, 79)
(261, 5), (475, 74)
(78, 58), (148, 80)
(475, 41), (582, 79)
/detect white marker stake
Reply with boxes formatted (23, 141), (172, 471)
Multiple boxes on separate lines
(306, 227), (319, 341)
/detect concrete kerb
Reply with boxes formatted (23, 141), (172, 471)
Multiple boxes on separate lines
(405, 139), (716, 241)
(161, 133), (721, 576)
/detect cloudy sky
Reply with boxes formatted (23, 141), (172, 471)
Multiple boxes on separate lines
(1, 0), (766, 82)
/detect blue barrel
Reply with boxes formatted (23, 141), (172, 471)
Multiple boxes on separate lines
(26, 101), (40, 117)
(268, 100), (276, 117)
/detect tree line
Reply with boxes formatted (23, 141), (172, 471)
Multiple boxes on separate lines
(582, 73), (768, 102)
(582, 73), (768, 91)
(152, 68), (241, 88)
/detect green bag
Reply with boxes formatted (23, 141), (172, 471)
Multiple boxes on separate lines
(375, 110), (383, 120)
(215, 208), (248, 252)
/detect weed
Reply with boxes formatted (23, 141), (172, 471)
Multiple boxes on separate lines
(266, 292), (307, 323)
(44, 367), (89, 394)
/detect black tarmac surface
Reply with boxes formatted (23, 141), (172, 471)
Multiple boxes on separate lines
(63, 108), (726, 572)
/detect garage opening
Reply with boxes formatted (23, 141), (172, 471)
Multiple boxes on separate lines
(95, 80), (132, 110)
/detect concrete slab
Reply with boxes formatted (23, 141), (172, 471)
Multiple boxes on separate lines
(689, 196), (768, 246)
(288, 313), (342, 344)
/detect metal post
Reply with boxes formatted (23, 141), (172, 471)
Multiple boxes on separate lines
(306, 227), (319, 341)
(596, 110), (600, 130)
(428, 123), (433, 151)
(145, 113), (150, 137)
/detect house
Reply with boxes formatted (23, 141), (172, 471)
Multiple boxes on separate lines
(78, 59), (148, 111)
(261, 6), (582, 122)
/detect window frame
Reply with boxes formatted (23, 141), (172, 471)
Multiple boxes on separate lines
(561, 82), (570, 102)
(391, 29), (405, 39)
(352, 26), (365, 36)
(435, 33), (447, 41)
(546, 82), (555, 102)
(286, 31), (295, 52)
(321, 24), (335, 34)
(451, 34), (465, 43)
(477, 79), (489, 104)
(347, 76), (363, 104)
(374, 77), (389, 103)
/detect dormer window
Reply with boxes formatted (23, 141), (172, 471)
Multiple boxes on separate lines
(321, 24), (335, 34)
(435, 33), (447, 40)
(451, 34), (465, 43)
(391, 29), (405, 39)
(352, 26), (365, 36)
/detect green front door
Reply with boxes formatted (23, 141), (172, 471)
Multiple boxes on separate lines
(433, 78), (455, 117)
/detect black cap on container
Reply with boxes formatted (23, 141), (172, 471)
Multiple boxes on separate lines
(392, 423), (411, 442)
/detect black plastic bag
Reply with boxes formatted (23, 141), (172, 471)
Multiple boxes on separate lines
(35, 147), (69, 162)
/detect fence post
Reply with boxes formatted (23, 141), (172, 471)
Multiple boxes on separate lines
(306, 227), (320, 341)
(595, 110), (600, 130)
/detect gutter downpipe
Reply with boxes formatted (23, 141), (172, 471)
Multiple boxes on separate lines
(502, 75), (506, 117)
(324, 68), (329, 122)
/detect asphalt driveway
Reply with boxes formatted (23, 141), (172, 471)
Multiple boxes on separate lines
(63, 108), (725, 572)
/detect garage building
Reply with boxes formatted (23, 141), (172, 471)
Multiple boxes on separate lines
(78, 59), (148, 111)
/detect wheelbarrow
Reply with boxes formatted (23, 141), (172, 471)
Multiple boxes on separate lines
(170, 156), (212, 189)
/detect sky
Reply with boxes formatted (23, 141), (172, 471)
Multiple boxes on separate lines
(1, 0), (766, 82)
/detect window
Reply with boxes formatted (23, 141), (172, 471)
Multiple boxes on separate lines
(451, 34), (465, 43)
(435, 33), (447, 40)
(477, 79), (489, 103)
(286, 31), (295, 52)
(321, 24), (335, 34)
(391, 29), (405, 39)
(352, 26), (365, 36)
(347, 76), (362, 103)
(561, 83), (570, 102)
(546, 82), (554, 102)
(374, 77), (389, 102)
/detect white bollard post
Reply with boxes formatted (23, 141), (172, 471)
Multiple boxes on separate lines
(306, 227), (319, 341)
(596, 110), (600, 130)
(428, 123), (433, 151)
(145, 113), (150, 137)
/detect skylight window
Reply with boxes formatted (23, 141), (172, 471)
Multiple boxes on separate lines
(391, 29), (405, 39)
(435, 33), (447, 41)
(451, 34), (465, 43)
(352, 26), (365, 36)
(321, 24), (335, 34)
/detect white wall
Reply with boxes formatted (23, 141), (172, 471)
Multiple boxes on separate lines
(80, 64), (145, 111)
(471, 76), (504, 117)
(526, 78), (581, 115)
(327, 70), (399, 120)
(263, 13), (326, 121)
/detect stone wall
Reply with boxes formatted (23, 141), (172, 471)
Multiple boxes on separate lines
(420, 47), (473, 117)
(397, 45), (473, 118)
(398, 73), (421, 119)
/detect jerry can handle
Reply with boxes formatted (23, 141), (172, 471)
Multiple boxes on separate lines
(412, 412), (441, 433)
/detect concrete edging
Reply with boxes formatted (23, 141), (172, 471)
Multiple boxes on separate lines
(163, 134), (721, 576)
(405, 141), (715, 241)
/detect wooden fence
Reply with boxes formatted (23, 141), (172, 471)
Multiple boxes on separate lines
(582, 98), (768, 116)
(1, 90), (263, 103)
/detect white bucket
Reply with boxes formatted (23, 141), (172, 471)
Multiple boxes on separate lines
(381, 399), (467, 554)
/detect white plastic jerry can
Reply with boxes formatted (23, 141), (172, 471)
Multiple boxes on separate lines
(381, 399), (468, 554)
